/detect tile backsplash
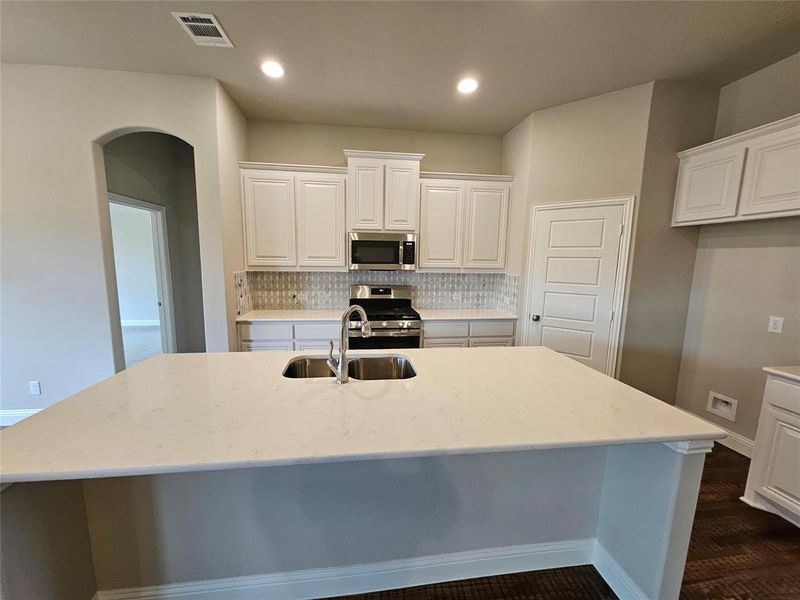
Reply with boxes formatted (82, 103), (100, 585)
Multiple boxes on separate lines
(235, 271), (519, 315)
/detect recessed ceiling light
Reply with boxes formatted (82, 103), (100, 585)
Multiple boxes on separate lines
(261, 60), (285, 78)
(457, 78), (478, 94)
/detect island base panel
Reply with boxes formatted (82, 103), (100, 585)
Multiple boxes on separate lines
(2, 442), (710, 600)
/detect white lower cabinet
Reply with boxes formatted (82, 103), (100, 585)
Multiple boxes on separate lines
(423, 338), (469, 348)
(469, 337), (514, 348)
(240, 340), (294, 352)
(743, 370), (800, 527)
(423, 319), (515, 348)
(238, 321), (340, 352)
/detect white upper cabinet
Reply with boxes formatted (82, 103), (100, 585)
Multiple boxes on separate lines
(419, 180), (465, 269)
(673, 145), (745, 224)
(419, 175), (512, 272)
(295, 173), (346, 268)
(346, 157), (384, 231)
(242, 169), (296, 267)
(739, 126), (800, 217)
(241, 164), (347, 270)
(385, 160), (421, 231)
(672, 113), (800, 226)
(463, 182), (509, 269)
(345, 150), (423, 232)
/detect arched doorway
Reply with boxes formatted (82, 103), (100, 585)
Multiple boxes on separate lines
(101, 131), (205, 368)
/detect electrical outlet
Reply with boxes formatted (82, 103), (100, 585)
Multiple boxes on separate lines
(768, 315), (784, 334)
(707, 391), (737, 422)
(28, 380), (42, 396)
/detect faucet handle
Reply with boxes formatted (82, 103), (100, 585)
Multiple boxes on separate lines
(361, 321), (372, 337)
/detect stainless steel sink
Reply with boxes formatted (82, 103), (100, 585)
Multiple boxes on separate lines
(282, 357), (335, 378)
(347, 356), (416, 380)
(282, 355), (416, 380)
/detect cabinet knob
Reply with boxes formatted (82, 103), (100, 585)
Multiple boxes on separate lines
(531, 314), (541, 322)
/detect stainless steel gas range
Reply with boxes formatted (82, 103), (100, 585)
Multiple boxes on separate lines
(346, 285), (421, 349)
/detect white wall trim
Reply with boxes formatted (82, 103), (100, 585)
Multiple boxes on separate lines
(95, 539), (594, 600)
(343, 149), (425, 161)
(593, 542), (649, 600)
(238, 161), (348, 175)
(0, 409), (41, 427)
(120, 319), (160, 327)
(420, 171), (514, 182)
(521, 196), (636, 378)
(674, 407), (755, 458)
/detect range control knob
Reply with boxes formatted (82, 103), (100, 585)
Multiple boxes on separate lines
(382, 321), (388, 327)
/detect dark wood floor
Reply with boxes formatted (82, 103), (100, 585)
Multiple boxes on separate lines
(332, 446), (800, 600)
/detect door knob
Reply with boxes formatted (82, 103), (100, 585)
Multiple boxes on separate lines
(531, 314), (541, 322)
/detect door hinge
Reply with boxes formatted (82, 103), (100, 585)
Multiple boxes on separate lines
(610, 309), (615, 322)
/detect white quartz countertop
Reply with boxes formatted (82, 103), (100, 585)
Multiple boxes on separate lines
(764, 365), (800, 383)
(237, 309), (516, 322)
(0, 347), (724, 483)
(237, 309), (343, 322)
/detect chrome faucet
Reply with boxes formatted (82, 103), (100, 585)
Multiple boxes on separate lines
(327, 305), (371, 384)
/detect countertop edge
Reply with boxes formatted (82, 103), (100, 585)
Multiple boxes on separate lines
(237, 310), (519, 323)
(1, 431), (725, 484)
(763, 366), (800, 383)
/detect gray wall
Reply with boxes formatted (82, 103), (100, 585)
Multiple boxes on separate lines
(618, 81), (719, 402)
(83, 449), (604, 590)
(104, 132), (206, 353)
(675, 54), (800, 439)
(676, 219), (800, 439)
(0, 64), (233, 413)
(247, 120), (503, 173)
(714, 51), (800, 138)
(0, 482), (96, 600)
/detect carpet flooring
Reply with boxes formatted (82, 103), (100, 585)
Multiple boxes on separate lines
(121, 325), (162, 367)
(332, 446), (800, 600)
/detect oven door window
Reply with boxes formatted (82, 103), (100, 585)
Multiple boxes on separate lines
(351, 241), (400, 265)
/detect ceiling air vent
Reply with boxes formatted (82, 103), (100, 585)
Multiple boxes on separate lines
(172, 13), (233, 47)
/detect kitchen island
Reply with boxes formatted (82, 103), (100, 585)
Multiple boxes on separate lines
(1, 347), (723, 599)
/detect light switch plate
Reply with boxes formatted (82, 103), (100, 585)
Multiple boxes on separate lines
(28, 380), (42, 396)
(768, 315), (784, 334)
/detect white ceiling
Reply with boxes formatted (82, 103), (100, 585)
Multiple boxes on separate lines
(2, 1), (799, 134)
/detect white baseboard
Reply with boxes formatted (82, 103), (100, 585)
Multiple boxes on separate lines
(593, 542), (648, 600)
(675, 407), (755, 458)
(0, 408), (41, 427)
(96, 539), (594, 600)
(121, 319), (160, 327)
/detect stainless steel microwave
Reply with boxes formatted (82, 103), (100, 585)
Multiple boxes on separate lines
(348, 232), (417, 271)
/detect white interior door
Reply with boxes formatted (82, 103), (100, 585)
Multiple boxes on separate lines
(524, 200), (630, 374)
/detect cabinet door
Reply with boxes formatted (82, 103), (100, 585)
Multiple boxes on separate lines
(739, 127), (800, 218)
(240, 340), (294, 352)
(295, 174), (346, 268)
(242, 170), (296, 267)
(469, 337), (514, 347)
(463, 182), (509, 270)
(672, 145), (746, 224)
(384, 159), (420, 231)
(419, 181), (464, 269)
(423, 337), (469, 348)
(749, 377), (800, 520)
(347, 158), (384, 231)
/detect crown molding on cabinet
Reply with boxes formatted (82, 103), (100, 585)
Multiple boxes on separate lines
(343, 149), (425, 161)
(238, 162), (348, 174)
(421, 171), (514, 182)
(677, 112), (800, 158)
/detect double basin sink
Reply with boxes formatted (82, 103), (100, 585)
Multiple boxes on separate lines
(283, 355), (416, 381)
